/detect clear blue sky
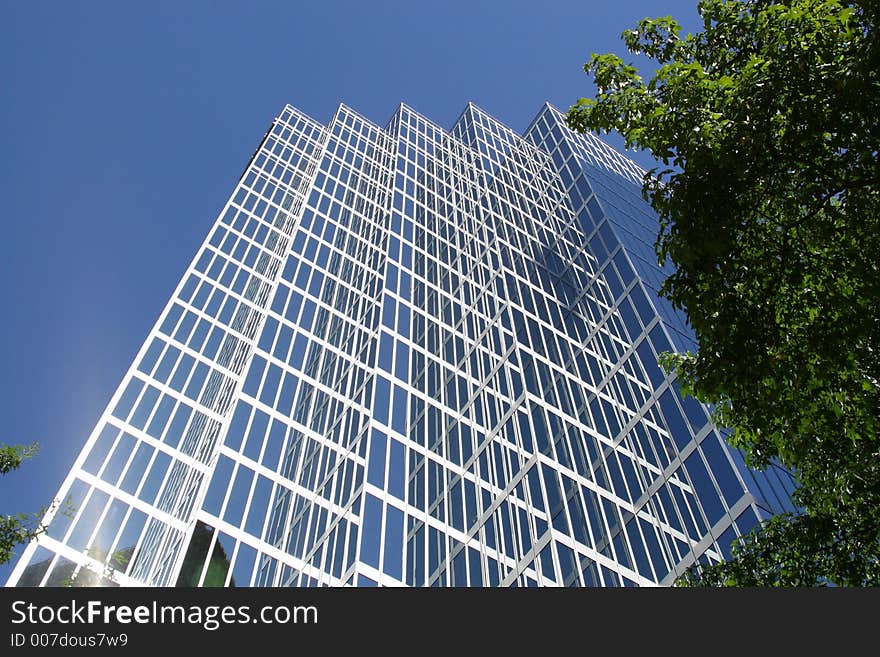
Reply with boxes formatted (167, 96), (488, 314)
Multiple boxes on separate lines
(0, 0), (700, 583)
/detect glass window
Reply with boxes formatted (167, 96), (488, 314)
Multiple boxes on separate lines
(373, 376), (390, 425)
(367, 430), (387, 489)
(684, 450), (724, 525)
(130, 385), (160, 430)
(224, 465), (254, 527)
(112, 377), (145, 423)
(388, 439), (405, 500)
(659, 390), (691, 450)
(383, 505), (404, 580)
(360, 494), (383, 569)
(392, 385), (407, 435)
(120, 442), (153, 496)
(139, 451), (172, 505)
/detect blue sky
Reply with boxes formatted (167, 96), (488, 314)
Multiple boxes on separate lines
(0, 0), (700, 583)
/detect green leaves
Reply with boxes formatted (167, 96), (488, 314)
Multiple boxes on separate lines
(0, 442), (39, 475)
(1, 441), (47, 566)
(0, 512), (43, 567)
(622, 16), (682, 62)
(676, 510), (880, 587)
(569, 0), (879, 585)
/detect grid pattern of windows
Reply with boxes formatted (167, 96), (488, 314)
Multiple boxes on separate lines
(9, 102), (794, 588)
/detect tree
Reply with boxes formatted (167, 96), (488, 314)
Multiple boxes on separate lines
(176, 521), (235, 587)
(2, 444), (110, 585)
(0, 442), (47, 566)
(567, 0), (879, 585)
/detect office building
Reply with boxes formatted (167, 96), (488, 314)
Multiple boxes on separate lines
(8, 101), (794, 587)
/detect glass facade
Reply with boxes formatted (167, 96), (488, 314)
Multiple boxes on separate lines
(7, 101), (794, 588)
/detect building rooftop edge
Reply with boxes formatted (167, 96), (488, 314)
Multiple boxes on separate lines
(276, 100), (651, 178)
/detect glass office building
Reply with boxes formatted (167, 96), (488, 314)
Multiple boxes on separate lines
(8, 102), (795, 587)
